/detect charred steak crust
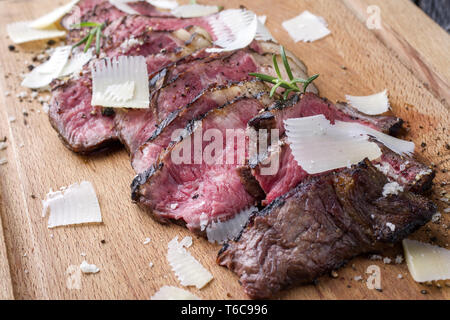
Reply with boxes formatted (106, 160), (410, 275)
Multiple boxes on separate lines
(217, 159), (436, 299)
(236, 166), (266, 201)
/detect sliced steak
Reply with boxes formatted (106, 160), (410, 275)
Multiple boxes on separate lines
(253, 139), (434, 206)
(49, 29), (211, 153)
(131, 81), (269, 173)
(101, 15), (212, 48)
(131, 93), (274, 232)
(49, 74), (117, 153)
(129, 42), (316, 172)
(63, 0), (172, 42)
(217, 159), (436, 299)
(244, 93), (433, 204)
(248, 93), (401, 137)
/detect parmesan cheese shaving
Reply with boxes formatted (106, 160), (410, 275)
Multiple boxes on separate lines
(255, 17), (275, 42)
(146, 0), (178, 10)
(206, 9), (258, 53)
(282, 11), (330, 43)
(285, 115), (414, 174)
(42, 181), (102, 228)
(109, 0), (139, 15)
(91, 56), (149, 108)
(60, 49), (94, 77)
(7, 21), (66, 44)
(167, 236), (213, 289)
(403, 239), (450, 282)
(29, 0), (79, 30)
(258, 15), (267, 25)
(346, 90), (390, 115)
(206, 207), (257, 244)
(22, 46), (71, 89)
(103, 81), (136, 102)
(151, 286), (201, 300)
(171, 4), (220, 18)
(80, 260), (100, 274)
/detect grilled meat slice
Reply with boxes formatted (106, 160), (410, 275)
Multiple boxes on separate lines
(248, 93), (402, 136)
(217, 159), (436, 299)
(131, 93), (274, 232)
(49, 29), (211, 154)
(99, 15), (213, 49)
(49, 73), (118, 154)
(243, 93), (433, 204)
(128, 41), (316, 172)
(62, 0), (172, 43)
(131, 81), (269, 173)
(252, 139), (434, 206)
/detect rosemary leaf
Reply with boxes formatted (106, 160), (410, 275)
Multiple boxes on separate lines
(283, 88), (294, 100)
(280, 46), (294, 81)
(249, 46), (319, 100)
(95, 27), (101, 55)
(249, 73), (278, 83)
(84, 32), (94, 53)
(273, 55), (282, 79)
(72, 34), (90, 50)
(301, 74), (319, 93)
(70, 22), (100, 29)
(270, 81), (283, 97)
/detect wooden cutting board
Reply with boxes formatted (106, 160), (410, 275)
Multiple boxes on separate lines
(0, 0), (449, 300)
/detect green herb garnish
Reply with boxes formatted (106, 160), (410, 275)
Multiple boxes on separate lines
(71, 22), (105, 55)
(249, 46), (319, 99)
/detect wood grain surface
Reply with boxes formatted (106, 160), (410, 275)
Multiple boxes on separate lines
(0, 0), (449, 300)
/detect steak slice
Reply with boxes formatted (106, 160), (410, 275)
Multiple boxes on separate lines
(49, 29), (211, 154)
(248, 93), (402, 137)
(217, 159), (436, 299)
(131, 93), (274, 232)
(253, 140), (434, 206)
(100, 15), (212, 48)
(63, 0), (172, 43)
(129, 41), (317, 173)
(244, 93), (433, 204)
(131, 81), (269, 173)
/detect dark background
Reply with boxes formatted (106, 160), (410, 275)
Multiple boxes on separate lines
(413, 0), (450, 32)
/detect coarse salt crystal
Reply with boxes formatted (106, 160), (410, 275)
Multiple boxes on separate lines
(395, 255), (404, 264)
(386, 222), (396, 232)
(382, 182), (404, 197)
(431, 212), (441, 223)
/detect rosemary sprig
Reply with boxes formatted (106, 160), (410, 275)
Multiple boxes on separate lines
(249, 46), (319, 99)
(71, 22), (105, 55)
